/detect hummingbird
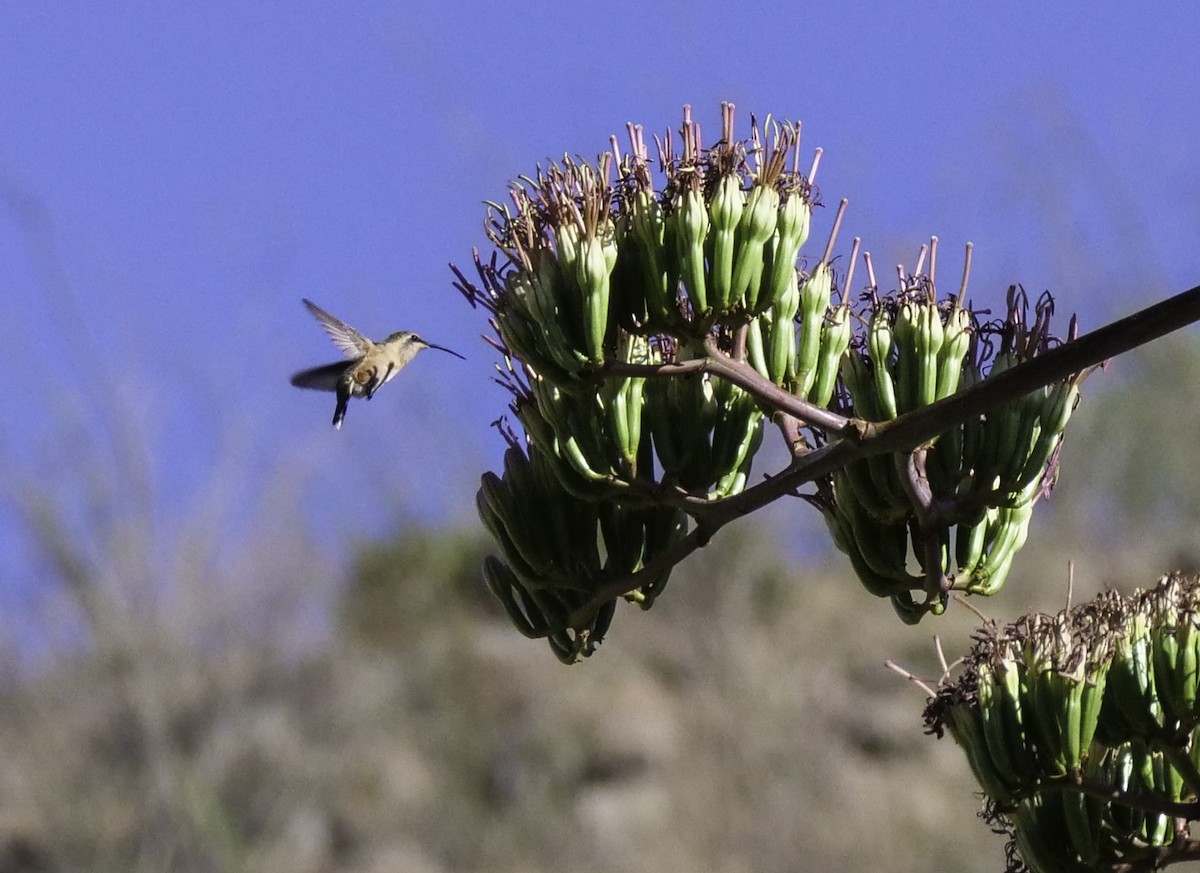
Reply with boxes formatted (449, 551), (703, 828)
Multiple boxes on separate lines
(290, 298), (465, 429)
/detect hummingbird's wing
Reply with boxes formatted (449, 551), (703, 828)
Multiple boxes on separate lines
(290, 361), (350, 392)
(302, 299), (372, 358)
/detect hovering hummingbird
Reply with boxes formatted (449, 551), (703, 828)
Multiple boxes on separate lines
(290, 298), (465, 429)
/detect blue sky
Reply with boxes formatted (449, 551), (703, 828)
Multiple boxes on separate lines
(2, 3), (1199, 648)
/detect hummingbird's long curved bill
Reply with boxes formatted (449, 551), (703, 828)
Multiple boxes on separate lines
(422, 341), (466, 360)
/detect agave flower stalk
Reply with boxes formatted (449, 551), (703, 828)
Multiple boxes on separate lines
(920, 574), (1200, 873)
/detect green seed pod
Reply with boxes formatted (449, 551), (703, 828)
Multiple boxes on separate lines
(763, 192), (812, 314)
(519, 267), (591, 378)
(810, 300), (852, 407)
(767, 307), (796, 386)
(676, 186), (710, 316)
(708, 172), (745, 312)
(868, 305), (898, 419)
(745, 315), (770, 381)
(893, 301), (919, 415)
(554, 220), (583, 296)
(733, 182), (780, 311)
(629, 190), (673, 327)
(917, 301), (945, 408)
(794, 262), (833, 397)
(936, 306), (972, 400)
(576, 231), (614, 363)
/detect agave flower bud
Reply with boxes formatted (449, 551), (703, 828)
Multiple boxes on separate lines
(765, 309), (795, 387)
(732, 181), (780, 311)
(599, 214), (619, 274)
(1101, 606), (1160, 740)
(629, 504), (689, 608)
(761, 266), (801, 386)
(916, 300), (945, 407)
(603, 332), (654, 474)
(744, 315), (769, 381)
(763, 191), (812, 314)
(675, 184), (710, 316)
(1146, 576), (1200, 726)
(628, 188), (673, 326)
(793, 262), (833, 397)
(809, 299), (852, 407)
(709, 378), (764, 498)
(892, 299), (919, 414)
(575, 234), (609, 357)
(554, 219), (583, 295)
(867, 303), (898, 419)
(775, 185), (812, 247)
(708, 171), (745, 313)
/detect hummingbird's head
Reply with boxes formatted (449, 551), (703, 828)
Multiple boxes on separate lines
(388, 332), (466, 360)
(383, 330), (423, 347)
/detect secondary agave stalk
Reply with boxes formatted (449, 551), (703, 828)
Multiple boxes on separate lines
(918, 574), (1200, 873)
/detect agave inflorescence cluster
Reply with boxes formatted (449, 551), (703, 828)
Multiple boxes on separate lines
(818, 284), (1090, 622)
(454, 103), (1090, 661)
(924, 574), (1200, 872)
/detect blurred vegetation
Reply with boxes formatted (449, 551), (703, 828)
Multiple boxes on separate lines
(0, 334), (1197, 872)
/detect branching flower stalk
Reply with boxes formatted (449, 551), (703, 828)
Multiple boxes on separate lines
(453, 102), (1200, 662)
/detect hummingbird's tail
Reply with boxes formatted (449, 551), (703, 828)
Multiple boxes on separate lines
(333, 380), (352, 430)
(289, 361), (350, 392)
(292, 361), (354, 429)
